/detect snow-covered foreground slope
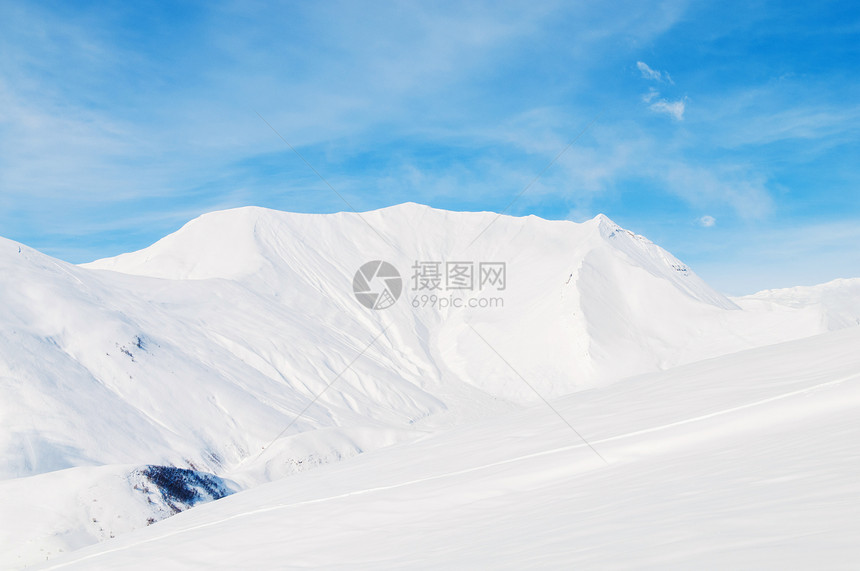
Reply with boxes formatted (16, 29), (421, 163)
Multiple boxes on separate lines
(2, 204), (857, 567)
(0, 464), (234, 567)
(38, 325), (860, 569)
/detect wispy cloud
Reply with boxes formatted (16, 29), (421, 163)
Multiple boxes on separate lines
(642, 87), (660, 103)
(539, 123), (774, 223)
(663, 163), (773, 219)
(698, 215), (716, 227)
(636, 60), (683, 119)
(689, 218), (860, 295)
(649, 97), (686, 120)
(636, 61), (673, 84)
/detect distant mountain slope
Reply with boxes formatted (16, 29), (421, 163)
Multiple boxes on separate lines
(82, 203), (822, 388)
(1, 233), (441, 482)
(735, 277), (860, 330)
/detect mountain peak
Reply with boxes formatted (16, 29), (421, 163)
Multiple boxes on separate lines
(591, 212), (616, 226)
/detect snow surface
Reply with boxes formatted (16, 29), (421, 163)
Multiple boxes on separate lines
(0, 464), (233, 566)
(34, 325), (860, 569)
(735, 277), (860, 331)
(1, 204), (858, 568)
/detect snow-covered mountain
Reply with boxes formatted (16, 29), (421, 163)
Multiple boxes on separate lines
(1, 204), (857, 567)
(735, 277), (860, 330)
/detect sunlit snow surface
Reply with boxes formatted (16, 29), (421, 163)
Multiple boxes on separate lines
(36, 327), (860, 569)
(1, 205), (858, 568)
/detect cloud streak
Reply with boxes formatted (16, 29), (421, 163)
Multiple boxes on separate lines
(637, 61), (673, 84)
(649, 98), (686, 120)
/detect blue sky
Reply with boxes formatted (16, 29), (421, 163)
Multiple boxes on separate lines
(1, 0), (858, 294)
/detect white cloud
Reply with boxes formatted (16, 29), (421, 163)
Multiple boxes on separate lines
(698, 215), (716, 227)
(637, 61), (661, 80)
(662, 163), (773, 220)
(642, 87), (660, 103)
(649, 98), (686, 120)
(638, 61), (681, 119)
(636, 61), (673, 84)
(717, 103), (860, 147)
(551, 125), (775, 222)
(565, 207), (595, 223)
(689, 219), (860, 295)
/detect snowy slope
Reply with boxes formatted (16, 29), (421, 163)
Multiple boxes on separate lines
(0, 204), (854, 567)
(36, 325), (860, 570)
(0, 464), (234, 567)
(735, 277), (860, 330)
(1, 230), (444, 481)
